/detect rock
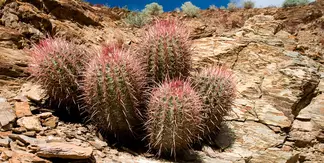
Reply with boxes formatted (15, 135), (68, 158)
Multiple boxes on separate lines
(9, 134), (46, 145)
(249, 148), (299, 163)
(0, 138), (10, 147)
(0, 47), (29, 79)
(89, 138), (107, 150)
(242, 15), (282, 36)
(14, 102), (32, 118)
(9, 151), (51, 163)
(23, 131), (36, 137)
(19, 82), (46, 103)
(36, 142), (93, 159)
(17, 116), (43, 132)
(12, 127), (27, 134)
(42, 116), (58, 128)
(0, 100), (16, 128)
(0, 149), (13, 161)
(0, 26), (24, 49)
(37, 112), (52, 119)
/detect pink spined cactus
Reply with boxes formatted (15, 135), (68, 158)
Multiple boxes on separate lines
(82, 43), (146, 138)
(28, 37), (88, 107)
(145, 79), (204, 157)
(191, 65), (236, 139)
(138, 19), (192, 85)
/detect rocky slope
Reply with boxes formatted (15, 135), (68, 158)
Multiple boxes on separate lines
(0, 0), (323, 162)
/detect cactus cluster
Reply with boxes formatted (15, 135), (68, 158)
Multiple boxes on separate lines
(146, 80), (204, 156)
(138, 19), (192, 85)
(28, 37), (88, 108)
(82, 44), (146, 137)
(28, 18), (236, 159)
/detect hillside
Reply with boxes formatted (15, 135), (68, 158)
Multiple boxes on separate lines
(0, 0), (323, 162)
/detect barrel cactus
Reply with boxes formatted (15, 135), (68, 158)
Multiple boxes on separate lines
(138, 19), (192, 85)
(28, 37), (88, 111)
(191, 66), (236, 138)
(82, 43), (146, 138)
(145, 80), (204, 157)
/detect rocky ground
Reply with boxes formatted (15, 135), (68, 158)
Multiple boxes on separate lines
(0, 0), (323, 162)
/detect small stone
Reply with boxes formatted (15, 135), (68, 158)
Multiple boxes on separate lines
(19, 83), (46, 102)
(17, 116), (43, 132)
(0, 101), (16, 128)
(36, 142), (93, 159)
(23, 131), (36, 137)
(42, 116), (58, 128)
(0, 149), (12, 160)
(0, 131), (12, 138)
(46, 136), (65, 143)
(12, 127), (27, 134)
(0, 138), (10, 147)
(14, 101), (32, 118)
(89, 138), (108, 150)
(37, 112), (52, 119)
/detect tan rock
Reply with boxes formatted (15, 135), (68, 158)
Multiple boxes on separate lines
(9, 151), (51, 163)
(0, 100), (16, 128)
(17, 116), (42, 132)
(42, 116), (58, 128)
(14, 102), (32, 118)
(19, 83), (46, 102)
(36, 142), (93, 159)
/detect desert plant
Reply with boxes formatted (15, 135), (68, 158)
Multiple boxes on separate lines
(219, 6), (226, 10)
(28, 37), (88, 109)
(0, 0), (6, 8)
(137, 19), (192, 85)
(191, 66), (236, 139)
(174, 7), (181, 13)
(124, 11), (150, 27)
(145, 80), (204, 156)
(282, 0), (310, 7)
(82, 43), (146, 138)
(209, 4), (217, 10)
(227, 2), (237, 12)
(243, 0), (255, 9)
(181, 1), (200, 17)
(143, 2), (163, 16)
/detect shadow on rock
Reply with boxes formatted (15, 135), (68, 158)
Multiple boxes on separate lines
(204, 122), (236, 151)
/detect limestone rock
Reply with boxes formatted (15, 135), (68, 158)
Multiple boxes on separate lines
(14, 102), (32, 118)
(36, 142), (93, 159)
(0, 100), (16, 128)
(17, 116), (42, 132)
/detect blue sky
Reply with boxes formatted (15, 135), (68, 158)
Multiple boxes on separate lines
(86, 0), (314, 11)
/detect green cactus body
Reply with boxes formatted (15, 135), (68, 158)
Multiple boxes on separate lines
(28, 37), (88, 107)
(139, 19), (192, 85)
(146, 80), (204, 156)
(83, 44), (146, 137)
(192, 66), (236, 137)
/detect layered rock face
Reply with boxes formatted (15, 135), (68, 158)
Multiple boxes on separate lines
(0, 0), (323, 162)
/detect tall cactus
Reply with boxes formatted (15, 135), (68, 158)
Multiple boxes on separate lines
(138, 19), (192, 85)
(82, 43), (146, 138)
(191, 66), (236, 138)
(28, 37), (88, 111)
(145, 80), (204, 157)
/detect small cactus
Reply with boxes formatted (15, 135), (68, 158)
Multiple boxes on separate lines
(145, 79), (204, 157)
(138, 19), (192, 85)
(28, 37), (88, 110)
(82, 43), (146, 138)
(191, 66), (236, 138)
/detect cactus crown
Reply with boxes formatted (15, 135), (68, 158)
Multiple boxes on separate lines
(146, 79), (204, 157)
(82, 43), (146, 137)
(28, 37), (88, 104)
(139, 19), (192, 85)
